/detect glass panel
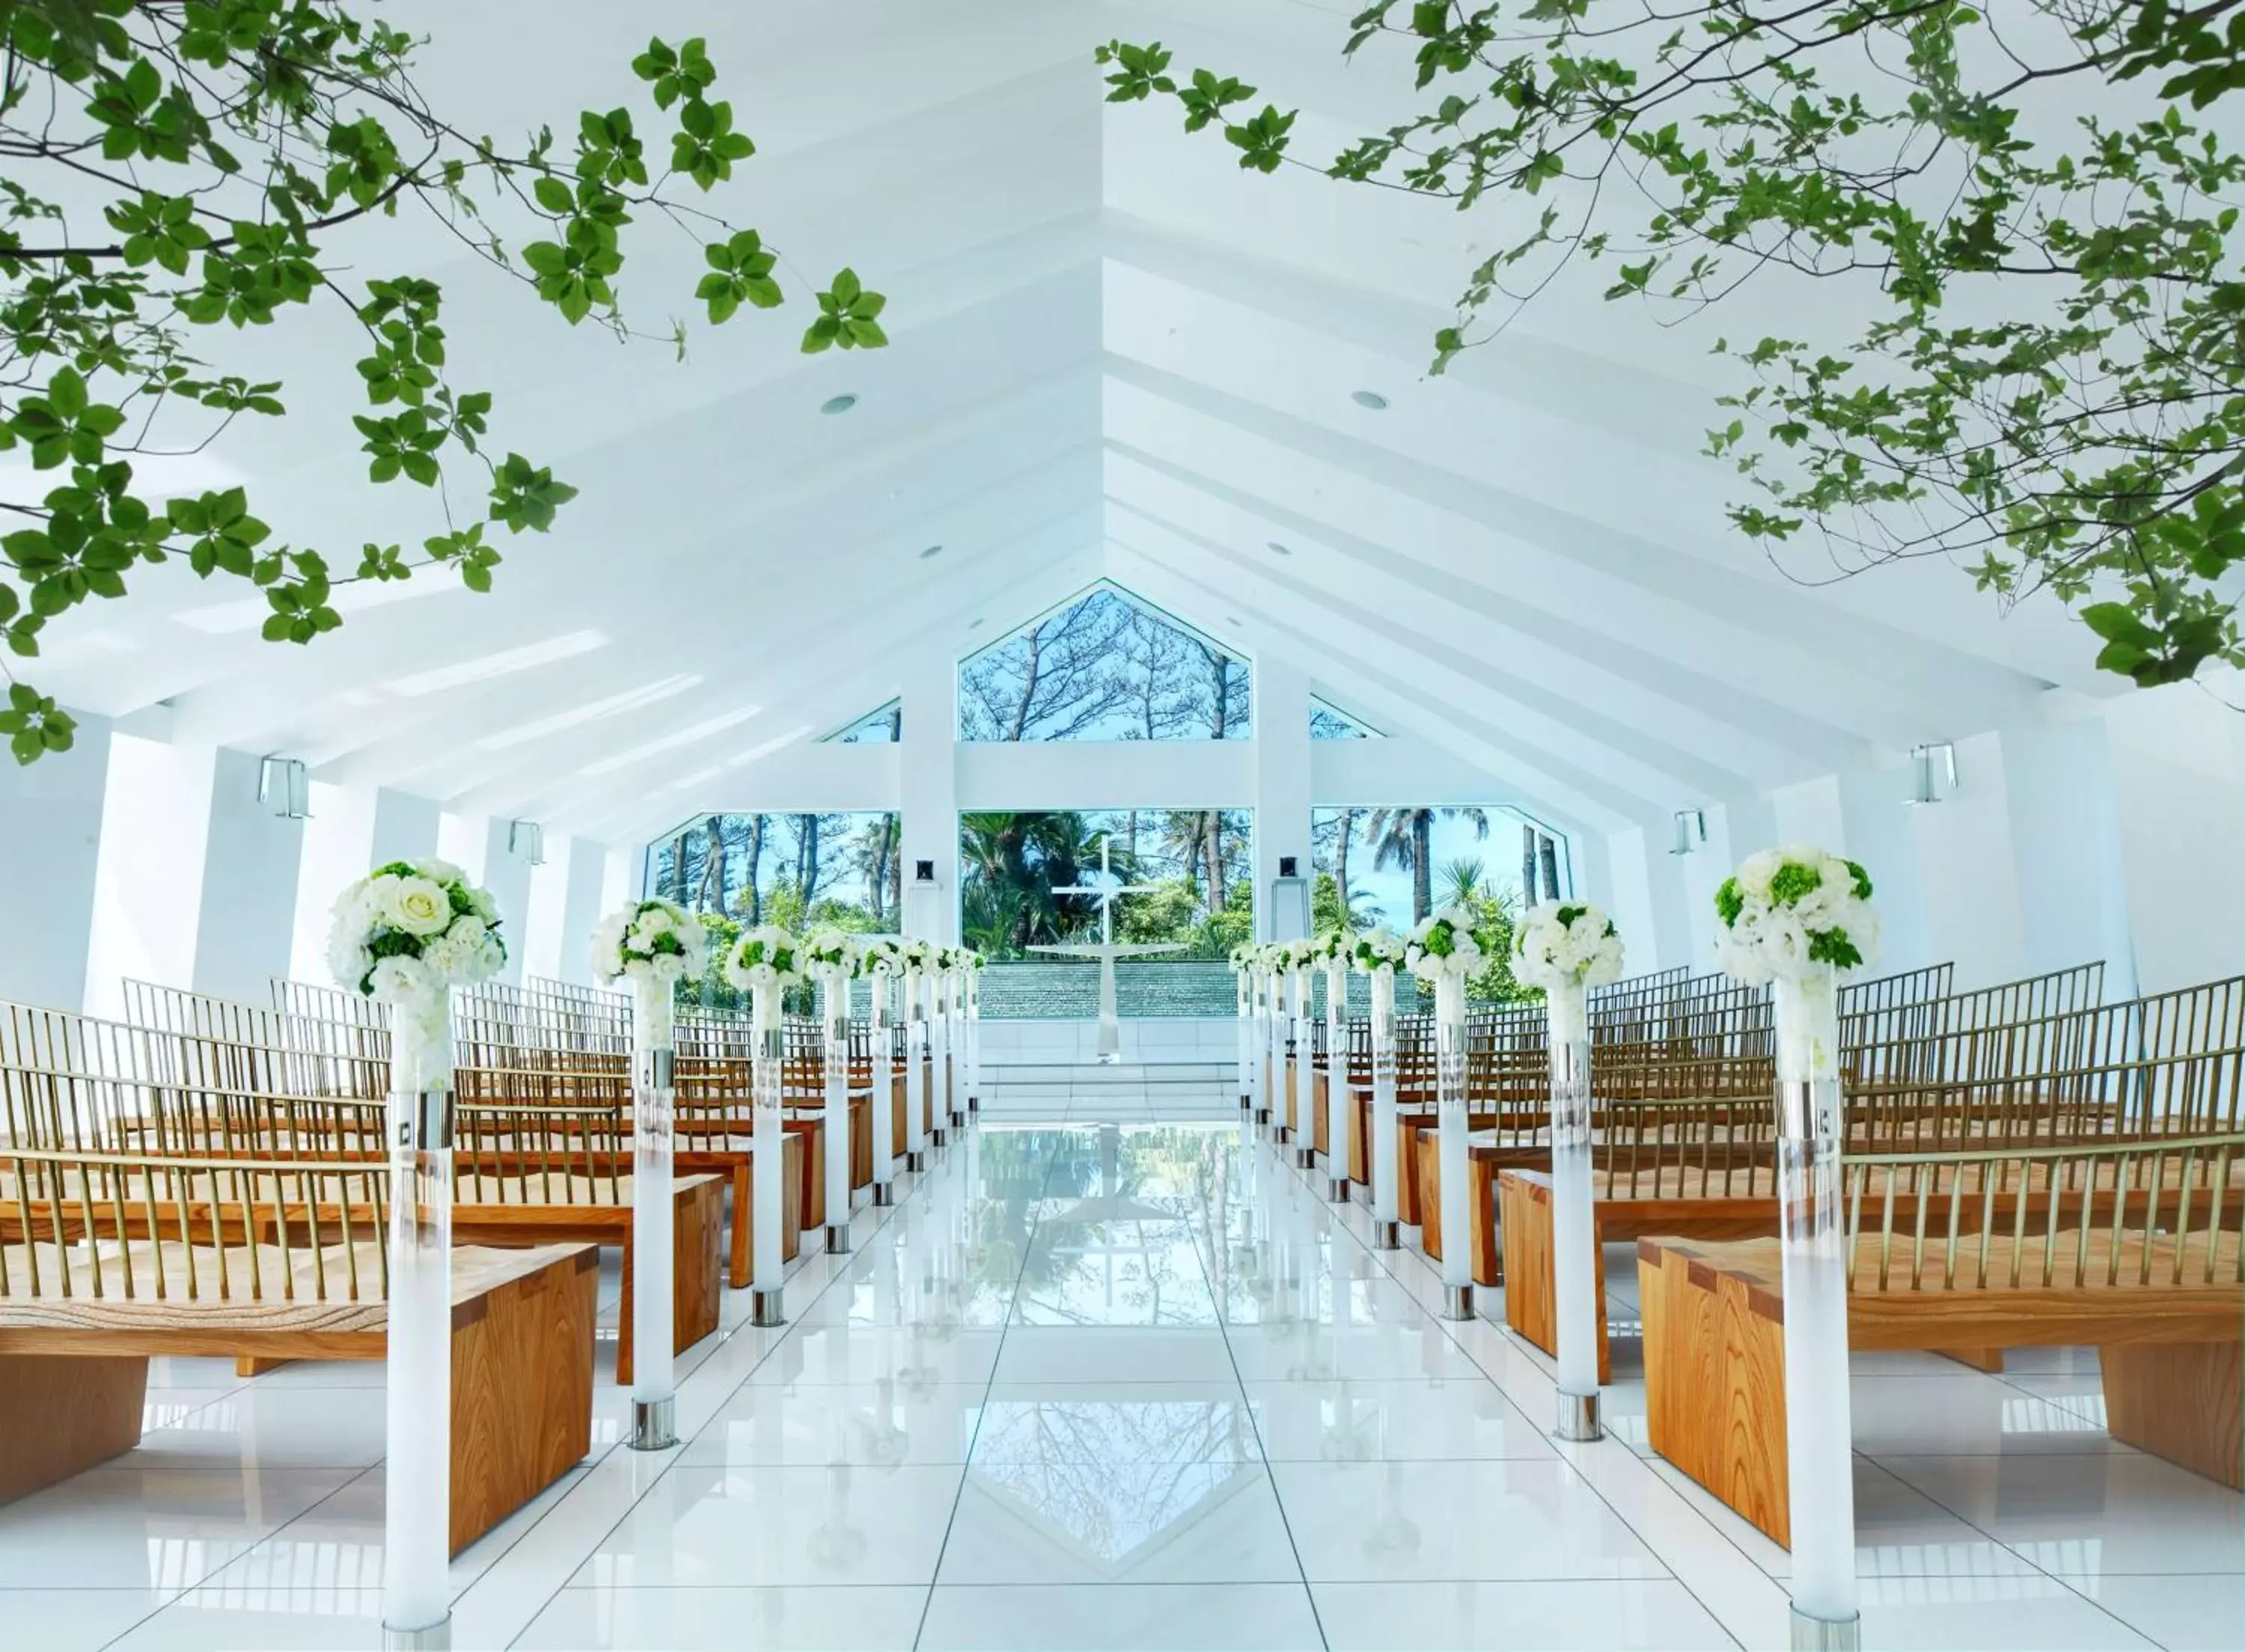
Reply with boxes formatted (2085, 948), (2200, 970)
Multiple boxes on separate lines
(825, 701), (901, 743)
(1310, 696), (1379, 738)
(1312, 805), (1569, 1003)
(959, 585), (1250, 742)
(959, 810), (1253, 1015)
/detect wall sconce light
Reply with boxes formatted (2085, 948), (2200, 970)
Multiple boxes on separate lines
(257, 756), (309, 820)
(1908, 741), (1958, 806)
(1669, 809), (1706, 856)
(507, 819), (546, 865)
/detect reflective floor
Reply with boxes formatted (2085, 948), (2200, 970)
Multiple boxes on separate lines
(4, 1108), (2238, 1649)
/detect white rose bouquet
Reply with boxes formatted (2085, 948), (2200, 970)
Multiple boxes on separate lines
(722, 924), (804, 997)
(1513, 901), (1626, 994)
(1348, 926), (1408, 976)
(1714, 846), (1880, 986)
(591, 896), (708, 1049)
(328, 857), (506, 1091)
(801, 926), (861, 977)
(858, 936), (905, 976)
(1404, 905), (1483, 983)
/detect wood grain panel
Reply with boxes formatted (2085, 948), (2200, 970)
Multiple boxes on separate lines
(613, 1174), (724, 1387)
(0, 1352), (147, 1503)
(1497, 1171), (1610, 1382)
(1312, 1072), (1332, 1160)
(2103, 1342), (2244, 1490)
(784, 1116), (825, 1230)
(448, 1244), (596, 1553)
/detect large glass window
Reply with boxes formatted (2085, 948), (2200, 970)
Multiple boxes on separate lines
(647, 810), (904, 950)
(959, 809), (1252, 959)
(959, 584), (1250, 743)
(1310, 696), (1379, 739)
(1312, 804), (1572, 1001)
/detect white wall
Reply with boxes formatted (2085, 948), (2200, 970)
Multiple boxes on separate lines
(519, 834), (572, 985)
(0, 715), (111, 1010)
(370, 786), (441, 867)
(193, 748), (306, 1003)
(2103, 677), (2245, 994)
(898, 655), (958, 943)
(2000, 707), (2133, 987)
(478, 816), (534, 985)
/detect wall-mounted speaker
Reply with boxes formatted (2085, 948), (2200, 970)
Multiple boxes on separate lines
(914, 859), (936, 883)
(1277, 855), (1298, 879)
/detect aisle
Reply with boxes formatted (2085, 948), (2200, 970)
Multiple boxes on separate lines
(7, 1113), (2232, 1651)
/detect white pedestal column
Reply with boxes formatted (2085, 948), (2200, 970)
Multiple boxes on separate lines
(1235, 973), (1255, 1113)
(628, 979), (677, 1449)
(751, 984), (786, 1327)
(965, 972), (981, 1113)
(1776, 970), (1859, 1648)
(1368, 969), (1400, 1250)
(870, 972), (897, 1207)
(903, 966), (929, 1172)
(1434, 973), (1473, 1320)
(382, 1006), (454, 1643)
(1546, 982), (1600, 1441)
(822, 970), (852, 1255)
(1289, 967), (1313, 1170)
(1325, 963), (1349, 1202)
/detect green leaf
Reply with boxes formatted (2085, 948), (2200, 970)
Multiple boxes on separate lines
(532, 175), (575, 213)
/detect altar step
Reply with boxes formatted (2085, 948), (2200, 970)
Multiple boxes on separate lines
(977, 1059), (1238, 1117)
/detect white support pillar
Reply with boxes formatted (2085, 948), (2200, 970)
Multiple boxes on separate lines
(519, 837), (572, 985)
(2000, 704), (2135, 988)
(1255, 658), (1312, 943)
(558, 837), (612, 987)
(192, 747), (305, 1004)
(84, 731), (217, 1019)
(289, 780), (379, 983)
(477, 816), (535, 985)
(0, 714), (111, 1011)
(899, 658), (956, 946)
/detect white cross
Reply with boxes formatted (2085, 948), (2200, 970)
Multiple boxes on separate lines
(1048, 837), (1161, 946)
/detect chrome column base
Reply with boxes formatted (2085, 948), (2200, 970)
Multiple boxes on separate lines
(968, 1096), (980, 1114)
(1326, 1176), (1350, 1203)
(1253, 1107), (1271, 1125)
(825, 1223), (851, 1255)
(872, 1182), (896, 1207)
(629, 1397), (678, 1451)
(752, 1288), (785, 1327)
(1293, 1146), (1315, 1171)
(1441, 1283), (1475, 1321)
(1789, 1607), (1861, 1651)
(905, 1150), (928, 1172)
(932, 1128), (947, 1150)
(382, 1620), (451, 1651)
(1554, 1390), (1603, 1443)
(1370, 1219), (1400, 1251)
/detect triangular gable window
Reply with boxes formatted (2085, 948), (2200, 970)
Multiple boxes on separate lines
(959, 584), (1250, 742)
(824, 700), (900, 744)
(1310, 696), (1381, 739)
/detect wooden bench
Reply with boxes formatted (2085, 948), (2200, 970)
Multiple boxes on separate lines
(0, 1145), (597, 1554)
(1639, 1135), (2245, 1546)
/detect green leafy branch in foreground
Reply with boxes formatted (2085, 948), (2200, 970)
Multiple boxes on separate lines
(0, 0), (889, 764)
(1101, 4), (2245, 688)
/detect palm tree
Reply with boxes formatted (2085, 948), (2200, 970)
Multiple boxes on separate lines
(1363, 807), (1488, 923)
(1440, 856), (1487, 913)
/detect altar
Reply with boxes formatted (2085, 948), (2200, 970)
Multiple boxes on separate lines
(1021, 840), (1186, 1062)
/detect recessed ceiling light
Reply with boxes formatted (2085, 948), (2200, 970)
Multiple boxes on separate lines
(820, 394), (858, 416)
(1225, 615), (1244, 626)
(1351, 389), (1390, 410)
(968, 618), (984, 630)
(919, 545), (943, 560)
(1266, 541), (1291, 556)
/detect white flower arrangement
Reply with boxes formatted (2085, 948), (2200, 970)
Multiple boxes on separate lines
(722, 924), (804, 995)
(1404, 905), (1483, 982)
(1348, 926), (1408, 976)
(1714, 845), (1881, 985)
(327, 857), (507, 1004)
(1512, 900), (1626, 993)
(1284, 937), (1322, 971)
(1313, 929), (1352, 967)
(1228, 943), (1256, 973)
(858, 936), (905, 976)
(801, 926), (861, 976)
(591, 897), (709, 988)
(899, 938), (938, 972)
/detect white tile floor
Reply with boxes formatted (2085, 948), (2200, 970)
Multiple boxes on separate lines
(5, 1098), (2239, 1651)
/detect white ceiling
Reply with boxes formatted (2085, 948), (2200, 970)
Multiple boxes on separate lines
(20, 0), (2098, 846)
